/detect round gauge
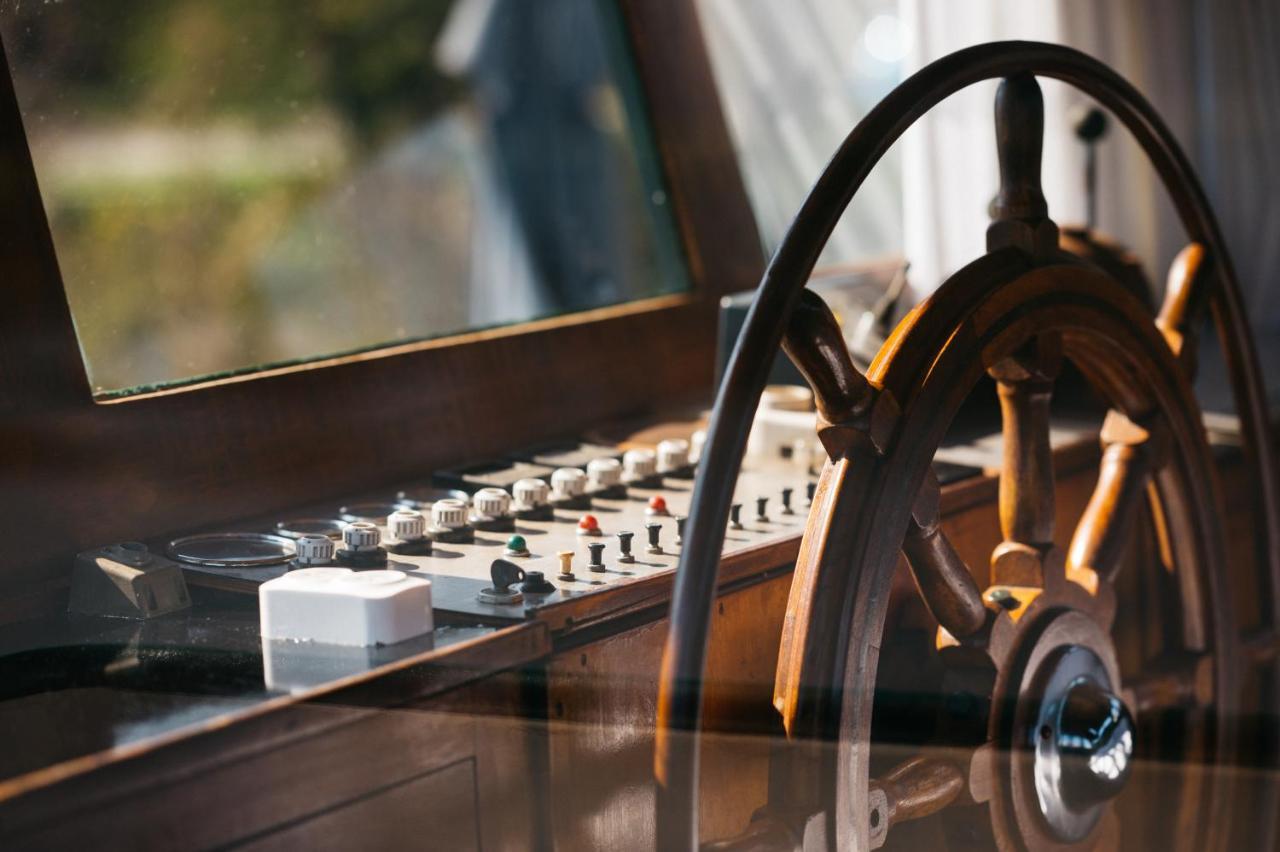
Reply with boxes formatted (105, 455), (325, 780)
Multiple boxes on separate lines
(338, 502), (402, 524)
(395, 487), (470, 510)
(275, 518), (345, 540)
(167, 533), (296, 568)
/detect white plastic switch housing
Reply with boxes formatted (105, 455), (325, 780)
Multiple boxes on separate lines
(387, 509), (426, 541)
(295, 534), (336, 565)
(259, 567), (433, 646)
(657, 439), (690, 473)
(622, 448), (656, 481)
(550, 467), (586, 498)
(473, 487), (513, 519)
(513, 478), (550, 510)
(587, 457), (622, 489)
(343, 522), (381, 551)
(431, 498), (468, 528)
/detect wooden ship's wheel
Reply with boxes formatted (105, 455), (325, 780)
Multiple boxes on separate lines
(656, 42), (1280, 851)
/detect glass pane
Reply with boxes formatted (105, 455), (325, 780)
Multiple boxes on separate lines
(0, 0), (687, 396)
(695, 0), (904, 267)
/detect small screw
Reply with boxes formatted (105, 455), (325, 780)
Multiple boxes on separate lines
(987, 588), (1019, 610)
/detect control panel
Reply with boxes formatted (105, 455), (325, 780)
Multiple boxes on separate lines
(157, 432), (834, 632)
(113, 425), (989, 635)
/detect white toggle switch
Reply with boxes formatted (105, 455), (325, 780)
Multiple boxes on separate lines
(587, 457), (622, 490)
(473, 487), (513, 520)
(387, 509), (426, 542)
(431, 498), (468, 529)
(550, 467), (587, 499)
(513, 478), (550, 510)
(623, 448), (656, 481)
(260, 567), (433, 646)
(657, 439), (690, 473)
(343, 522), (381, 551)
(295, 534), (336, 565)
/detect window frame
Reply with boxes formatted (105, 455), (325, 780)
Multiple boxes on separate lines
(0, 0), (763, 618)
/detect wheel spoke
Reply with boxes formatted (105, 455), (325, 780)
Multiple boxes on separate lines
(903, 471), (988, 639)
(1156, 243), (1212, 374)
(1068, 411), (1170, 591)
(1121, 651), (1212, 715)
(868, 755), (968, 849)
(989, 334), (1062, 586)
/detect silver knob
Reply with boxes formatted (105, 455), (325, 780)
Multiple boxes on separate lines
(587, 457), (622, 490)
(551, 467), (587, 499)
(295, 534), (336, 565)
(513, 478), (550, 510)
(473, 487), (512, 519)
(623, 448), (656, 481)
(343, 522), (381, 552)
(387, 509), (426, 542)
(431, 498), (468, 529)
(657, 439), (689, 473)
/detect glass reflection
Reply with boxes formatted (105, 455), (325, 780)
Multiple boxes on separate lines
(0, 0), (687, 394)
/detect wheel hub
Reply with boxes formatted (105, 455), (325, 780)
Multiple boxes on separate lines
(1030, 645), (1135, 842)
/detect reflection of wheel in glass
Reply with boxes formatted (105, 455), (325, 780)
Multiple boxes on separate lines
(657, 42), (1279, 851)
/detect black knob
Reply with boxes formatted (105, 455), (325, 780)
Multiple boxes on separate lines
(645, 521), (663, 554)
(617, 531), (634, 556)
(780, 487), (794, 514)
(1054, 680), (1135, 809)
(520, 570), (555, 594)
(729, 503), (742, 529)
(755, 497), (769, 522)
(806, 482), (817, 504)
(587, 542), (606, 572)
(674, 515), (686, 545)
(489, 558), (525, 594)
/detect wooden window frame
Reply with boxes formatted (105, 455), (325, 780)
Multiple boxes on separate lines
(0, 0), (763, 618)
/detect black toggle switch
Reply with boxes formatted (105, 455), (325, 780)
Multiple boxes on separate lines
(755, 497), (770, 523)
(645, 522), (663, 555)
(674, 515), (686, 546)
(729, 503), (743, 530)
(781, 487), (794, 515)
(617, 531), (635, 563)
(587, 542), (606, 573)
(478, 558), (526, 605)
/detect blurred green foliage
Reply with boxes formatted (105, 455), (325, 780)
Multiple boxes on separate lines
(2, 0), (463, 145)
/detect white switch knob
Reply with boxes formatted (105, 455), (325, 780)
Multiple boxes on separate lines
(431, 498), (468, 529)
(657, 439), (690, 473)
(387, 509), (426, 542)
(550, 467), (587, 499)
(587, 457), (622, 489)
(623, 448), (656, 481)
(513, 478), (550, 510)
(473, 487), (512, 519)
(343, 522), (381, 552)
(295, 534), (336, 565)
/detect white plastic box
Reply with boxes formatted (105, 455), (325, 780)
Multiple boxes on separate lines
(259, 568), (433, 647)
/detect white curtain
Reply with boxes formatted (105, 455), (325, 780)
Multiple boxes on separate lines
(901, 0), (1280, 333)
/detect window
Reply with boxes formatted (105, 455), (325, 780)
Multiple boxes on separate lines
(1, 0), (687, 396)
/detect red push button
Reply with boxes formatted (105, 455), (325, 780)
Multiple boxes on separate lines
(648, 495), (668, 515)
